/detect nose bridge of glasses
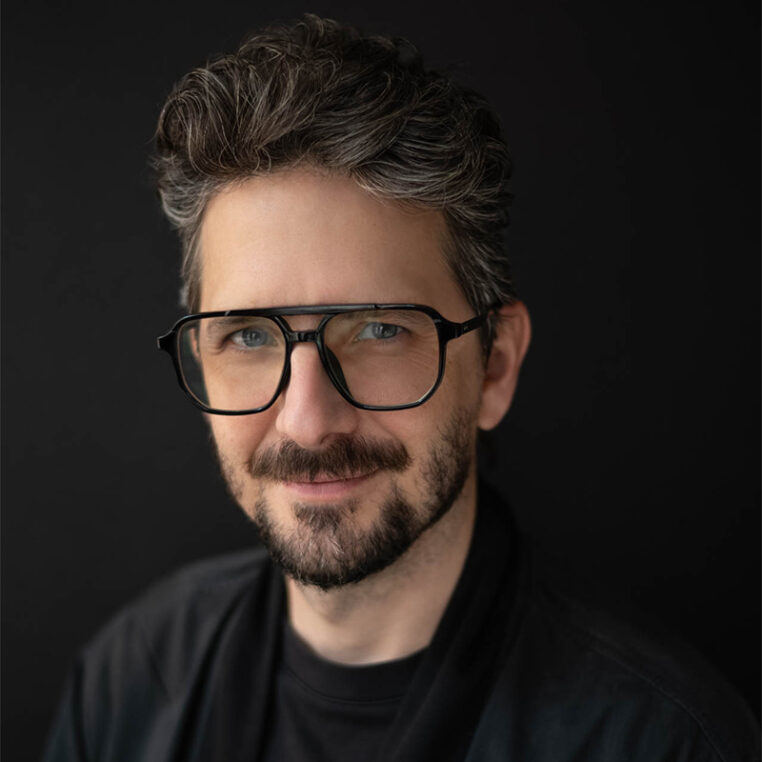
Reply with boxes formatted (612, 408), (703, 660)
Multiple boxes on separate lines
(281, 323), (336, 373)
(286, 328), (321, 344)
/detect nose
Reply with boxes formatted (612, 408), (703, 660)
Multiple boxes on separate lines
(274, 342), (360, 448)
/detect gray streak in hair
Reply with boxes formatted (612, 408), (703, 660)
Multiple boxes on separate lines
(152, 14), (516, 346)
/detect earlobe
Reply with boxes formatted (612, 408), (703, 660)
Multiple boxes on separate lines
(477, 301), (531, 431)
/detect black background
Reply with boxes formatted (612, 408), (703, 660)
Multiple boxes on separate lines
(2, 0), (759, 759)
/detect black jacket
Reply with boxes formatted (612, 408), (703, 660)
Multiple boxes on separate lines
(43, 486), (760, 761)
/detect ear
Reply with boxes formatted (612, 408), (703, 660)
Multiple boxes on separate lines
(477, 301), (531, 431)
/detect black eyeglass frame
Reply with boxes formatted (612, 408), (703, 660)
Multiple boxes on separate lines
(157, 303), (494, 415)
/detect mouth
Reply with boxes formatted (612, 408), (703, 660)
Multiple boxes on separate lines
(282, 471), (377, 499)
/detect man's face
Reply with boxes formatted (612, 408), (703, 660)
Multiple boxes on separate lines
(199, 169), (487, 589)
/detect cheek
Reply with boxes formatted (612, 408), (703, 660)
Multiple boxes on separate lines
(375, 345), (484, 448)
(440, 342), (485, 412)
(377, 400), (456, 462)
(207, 411), (275, 465)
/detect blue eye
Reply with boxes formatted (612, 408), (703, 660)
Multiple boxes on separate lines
(231, 327), (277, 348)
(356, 322), (404, 341)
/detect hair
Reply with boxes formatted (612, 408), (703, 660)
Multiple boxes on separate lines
(153, 14), (516, 344)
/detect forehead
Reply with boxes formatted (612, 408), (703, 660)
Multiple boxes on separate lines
(197, 169), (470, 316)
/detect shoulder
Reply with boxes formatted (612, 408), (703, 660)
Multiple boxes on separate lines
(474, 544), (760, 762)
(124, 546), (272, 626)
(80, 547), (273, 698)
(541, 582), (757, 758)
(42, 548), (276, 761)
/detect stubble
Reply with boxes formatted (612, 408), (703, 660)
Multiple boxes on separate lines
(214, 408), (475, 590)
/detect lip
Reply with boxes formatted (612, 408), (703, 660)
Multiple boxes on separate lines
(282, 471), (377, 499)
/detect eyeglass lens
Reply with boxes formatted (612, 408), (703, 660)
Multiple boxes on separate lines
(177, 309), (441, 411)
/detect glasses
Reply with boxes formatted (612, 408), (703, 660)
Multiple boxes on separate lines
(157, 304), (492, 414)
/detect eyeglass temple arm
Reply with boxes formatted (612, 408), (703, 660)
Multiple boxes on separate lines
(441, 309), (494, 341)
(458, 314), (487, 336)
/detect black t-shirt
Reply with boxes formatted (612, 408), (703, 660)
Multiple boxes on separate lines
(261, 622), (424, 762)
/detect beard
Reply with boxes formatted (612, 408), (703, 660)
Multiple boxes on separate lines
(216, 409), (475, 590)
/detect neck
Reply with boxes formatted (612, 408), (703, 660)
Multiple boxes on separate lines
(285, 473), (478, 665)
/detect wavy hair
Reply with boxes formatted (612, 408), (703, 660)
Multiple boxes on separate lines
(153, 15), (516, 340)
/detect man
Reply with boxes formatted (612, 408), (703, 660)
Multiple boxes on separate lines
(43, 15), (758, 762)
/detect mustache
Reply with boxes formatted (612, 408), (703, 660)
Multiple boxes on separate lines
(249, 436), (411, 482)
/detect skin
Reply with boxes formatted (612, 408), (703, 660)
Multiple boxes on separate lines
(198, 168), (531, 664)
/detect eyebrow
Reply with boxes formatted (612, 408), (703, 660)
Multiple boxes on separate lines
(331, 309), (429, 324)
(201, 315), (269, 339)
(206, 316), (261, 328)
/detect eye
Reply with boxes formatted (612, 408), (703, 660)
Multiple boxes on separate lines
(231, 326), (278, 348)
(356, 322), (405, 341)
